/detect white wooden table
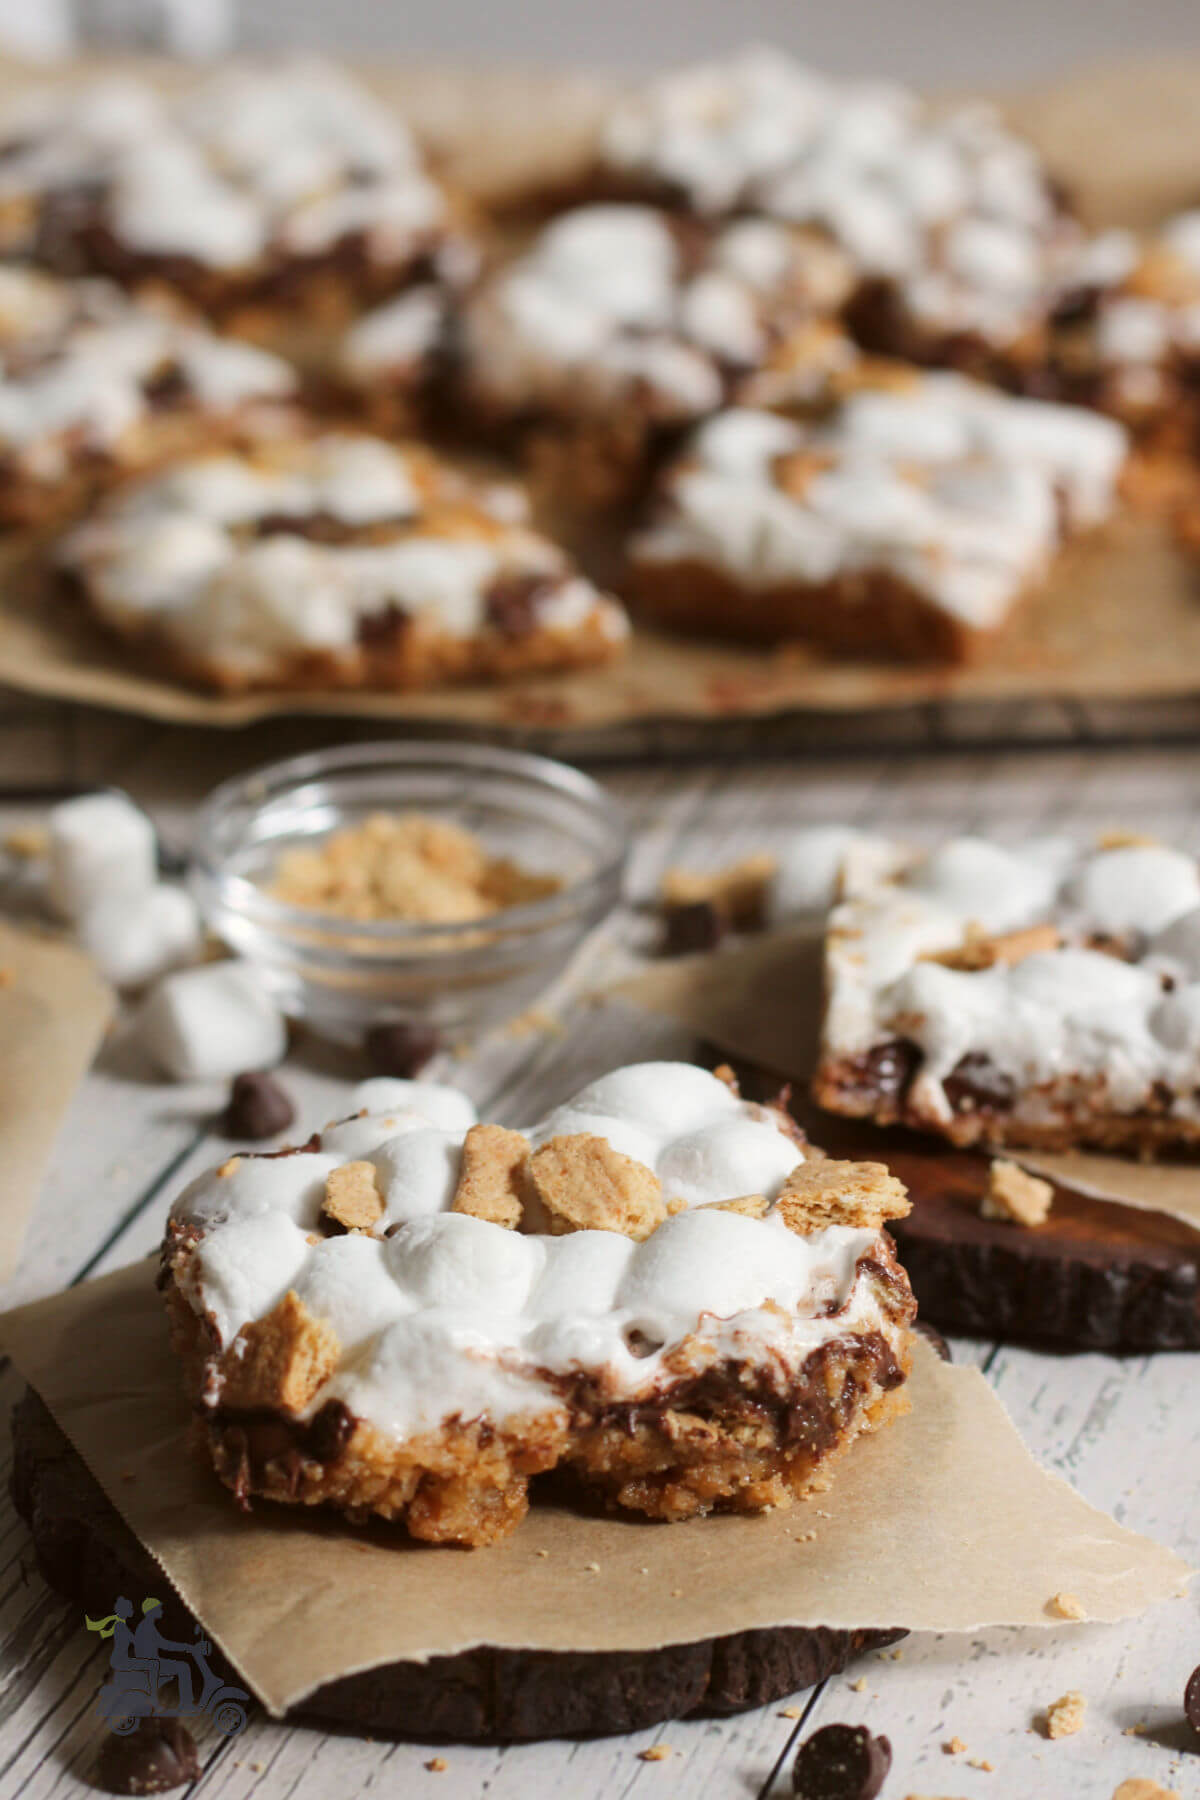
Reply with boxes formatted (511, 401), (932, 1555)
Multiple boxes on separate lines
(0, 698), (1196, 1800)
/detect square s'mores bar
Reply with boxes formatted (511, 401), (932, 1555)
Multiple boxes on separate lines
(0, 267), (298, 529)
(161, 1064), (916, 1546)
(814, 833), (1200, 1154)
(629, 367), (1128, 662)
(0, 62), (478, 336)
(444, 203), (854, 505)
(590, 48), (1084, 393)
(1047, 212), (1200, 445)
(57, 432), (628, 693)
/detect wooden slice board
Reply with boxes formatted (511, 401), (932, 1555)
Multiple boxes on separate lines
(10, 1390), (903, 1742)
(807, 1108), (1200, 1352)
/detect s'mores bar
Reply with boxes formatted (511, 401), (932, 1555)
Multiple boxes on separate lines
(629, 369), (1128, 662)
(0, 267), (298, 528)
(0, 62), (478, 335)
(814, 833), (1200, 1155)
(1047, 213), (1200, 444)
(443, 203), (853, 505)
(591, 48), (1083, 392)
(57, 433), (628, 693)
(161, 1064), (916, 1546)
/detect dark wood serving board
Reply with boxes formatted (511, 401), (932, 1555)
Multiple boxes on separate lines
(10, 1390), (902, 1742)
(808, 1109), (1200, 1352)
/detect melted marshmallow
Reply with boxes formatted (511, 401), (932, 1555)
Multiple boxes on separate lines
(0, 271), (294, 476)
(634, 381), (1126, 630)
(57, 434), (628, 682)
(822, 833), (1200, 1125)
(170, 1062), (902, 1437)
(459, 203), (852, 423)
(598, 48), (1080, 348)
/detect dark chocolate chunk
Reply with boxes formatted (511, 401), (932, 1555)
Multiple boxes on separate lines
(95, 1718), (200, 1794)
(860, 1040), (920, 1103)
(222, 1071), (295, 1141)
(913, 1318), (952, 1362)
(358, 601), (410, 649)
(485, 574), (557, 637)
(1186, 1663), (1200, 1736)
(943, 1051), (1015, 1115)
(662, 899), (725, 956)
(792, 1722), (891, 1800)
(364, 1022), (441, 1077)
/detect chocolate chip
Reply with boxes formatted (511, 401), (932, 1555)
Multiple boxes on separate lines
(914, 1318), (952, 1362)
(222, 1071), (295, 1140)
(485, 574), (557, 637)
(661, 899), (725, 956)
(792, 1723), (891, 1800)
(95, 1718), (200, 1794)
(358, 601), (410, 649)
(943, 1051), (1015, 1115)
(1186, 1663), (1200, 1736)
(364, 1021), (441, 1077)
(860, 1040), (920, 1103)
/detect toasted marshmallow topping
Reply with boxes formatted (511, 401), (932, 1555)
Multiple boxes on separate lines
(458, 203), (853, 423)
(170, 1062), (902, 1436)
(633, 373), (1126, 630)
(823, 834), (1200, 1124)
(599, 48), (1079, 348)
(0, 269), (294, 479)
(57, 434), (628, 682)
(0, 61), (465, 279)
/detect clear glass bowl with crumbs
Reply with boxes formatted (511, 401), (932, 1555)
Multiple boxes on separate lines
(190, 742), (628, 1046)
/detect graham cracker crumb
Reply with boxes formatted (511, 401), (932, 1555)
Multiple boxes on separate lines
(3, 824), (48, 858)
(944, 1737), (967, 1754)
(983, 1161), (1054, 1228)
(1097, 830), (1160, 850)
(270, 811), (559, 924)
(702, 1192), (770, 1218)
(0, 966), (12, 987)
(712, 1063), (740, 1092)
(528, 1133), (665, 1239)
(665, 1194), (689, 1216)
(923, 920), (1061, 971)
(219, 1291), (339, 1414)
(637, 1745), (672, 1762)
(659, 853), (776, 928)
(534, 1548), (549, 1558)
(850, 1677), (867, 1692)
(425, 1756), (448, 1772)
(1047, 1591), (1087, 1620)
(779, 1706), (803, 1719)
(1045, 1691), (1086, 1739)
(777, 1158), (910, 1234)
(583, 1562), (600, 1574)
(450, 1124), (528, 1228)
(322, 1160), (385, 1232)
(217, 1157), (242, 1178)
(968, 1759), (993, 1772)
(1122, 1723), (1147, 1737)
(503, 1006), (564, 1042)
(1112, 1783), (1181, 1800)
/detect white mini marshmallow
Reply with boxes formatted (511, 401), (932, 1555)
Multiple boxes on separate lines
(138, 960), (286, 1081)
(47, 791), (157, 921)
(350, 1076), (478, 1134)
(765, 824), (864, 922)
(76, 881), (201, 989)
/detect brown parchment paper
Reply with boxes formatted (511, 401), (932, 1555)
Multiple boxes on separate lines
(0, 60), (1197, 733)
(0, 922), (111, 1280)
(616, 931), (1200, 1234)
(0, 1261), (1188, 1717)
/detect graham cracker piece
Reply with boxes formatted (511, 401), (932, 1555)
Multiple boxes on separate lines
(218, 1290), (340, 1414)
(1111, 1782), (1182, 1800)
(528, 1134), (665, 1240)
(1047, 1592), (1087, 1620)
(659, 853), (777, 929)
(982, 1160), (1054, 1228)
(922, 921), (1061, 972)
(776, 1158), (910, 1234)
(701, 1193), (770, 1218)
(1045, 1691), (1087, 1739)
(322, 1160), (385, 1232)
(450, 1124), (528, 1229)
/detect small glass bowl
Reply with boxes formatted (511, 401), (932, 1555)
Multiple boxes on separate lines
(189, 741), (629, 1046)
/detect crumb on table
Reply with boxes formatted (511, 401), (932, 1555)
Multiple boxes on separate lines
(982, 1159), (1054, 1227)
(1045, 1690), (1087, 1738)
